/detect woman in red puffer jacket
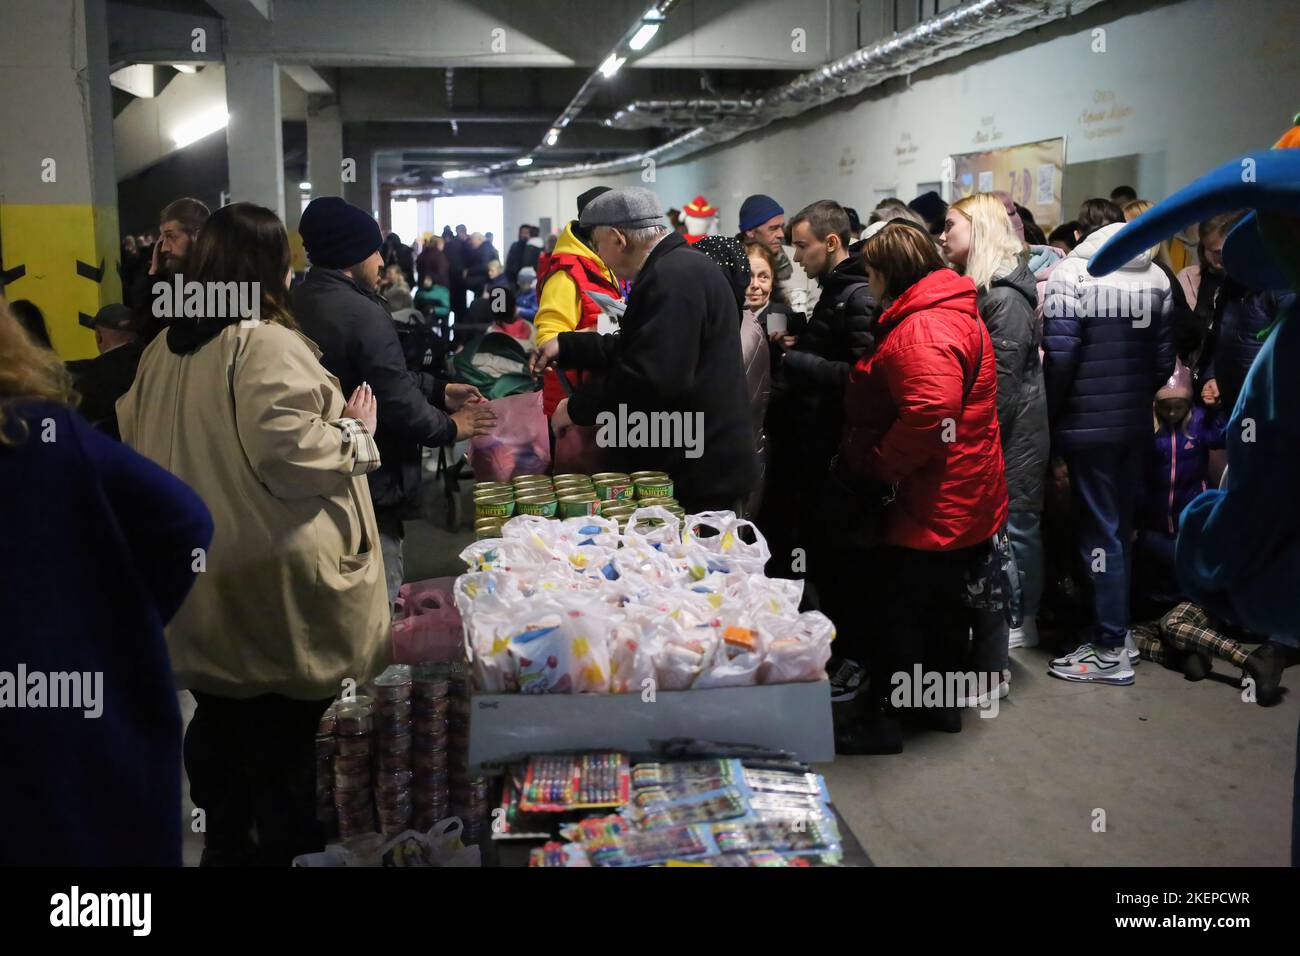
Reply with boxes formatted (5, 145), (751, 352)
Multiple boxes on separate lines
(835, 219), (1007, 755)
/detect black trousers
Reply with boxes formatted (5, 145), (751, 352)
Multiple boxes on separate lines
(865, 544), (974, 711)
(185, 691), (333, 866)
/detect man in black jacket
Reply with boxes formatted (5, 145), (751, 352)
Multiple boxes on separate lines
(767, 201), (877, 687)
(295, 198), (496, 604)
(65, 304), (144, 441)
(532, 187), (756, 512)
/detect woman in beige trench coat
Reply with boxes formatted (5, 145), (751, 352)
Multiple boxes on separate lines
(118, 202), (390, 866)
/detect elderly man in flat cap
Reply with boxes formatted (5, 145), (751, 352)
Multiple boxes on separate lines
(532, 186), (757, 513)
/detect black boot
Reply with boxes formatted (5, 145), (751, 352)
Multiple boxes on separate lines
(1242, 643), (1287, 706)
(1182, 651), (1212, 682)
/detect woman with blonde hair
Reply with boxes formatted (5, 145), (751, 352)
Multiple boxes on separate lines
(118, 201), (389, 866)
(942, 193), (1049, 672)
(0, 299), (213, 865)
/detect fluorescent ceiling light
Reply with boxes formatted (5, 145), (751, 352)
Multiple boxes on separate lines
(172, 63), (199, 74)
(545, 128), (560, 147)
(515, 157), (534, 167)
(599, 54), (626, 78)
(442, 169), (467, 179)
(298, 181), (312, 190)
(171, 108), (229, 148)
(629, 23), (659, 50)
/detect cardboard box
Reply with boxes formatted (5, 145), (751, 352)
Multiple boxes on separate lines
(468, 679), (834, 769)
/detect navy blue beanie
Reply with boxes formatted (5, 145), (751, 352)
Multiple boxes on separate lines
(738, 194), (784, 233)
(299, 196), (383, 269)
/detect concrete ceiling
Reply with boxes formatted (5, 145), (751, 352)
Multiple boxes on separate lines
(107, 0), (863, 187)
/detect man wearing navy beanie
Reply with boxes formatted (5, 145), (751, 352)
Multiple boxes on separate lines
(294, 197), (496, 604)
(737, 193), (819, 316)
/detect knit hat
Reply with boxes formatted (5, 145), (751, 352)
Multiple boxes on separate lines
(738, 194), (783, 233)
(299, 197), (383, 269)
(1156, 359), (1194, 401)
(694, 235), (751, 311)
(579, 187), (666, 230)
(683, 195), (718, 219)
(517, 266), (537, 285)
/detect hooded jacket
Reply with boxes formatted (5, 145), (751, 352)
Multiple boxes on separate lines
(840, 268), (1007, 551)
(117, 321), (391, 700)
(534, 221), (621, 416)
(1042, 222), (1176, 449)
(1140, 405), (1227, 535)
(977, 260), (1049, 514)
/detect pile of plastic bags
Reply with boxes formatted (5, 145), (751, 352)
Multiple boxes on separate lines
(454, 508), (835, 694)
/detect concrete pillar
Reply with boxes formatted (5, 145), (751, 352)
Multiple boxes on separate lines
(340, 139), (378, 221)
(307, 99), (345, 197)
(0, 0), (121, 359)
(224, 54), (284, 218)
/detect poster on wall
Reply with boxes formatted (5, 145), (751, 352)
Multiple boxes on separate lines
(948, 137), (1066, 230)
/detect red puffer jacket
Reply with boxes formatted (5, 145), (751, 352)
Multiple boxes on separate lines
(839, 268), (1007, 550)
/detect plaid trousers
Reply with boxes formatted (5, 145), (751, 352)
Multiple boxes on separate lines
(1131, 601), (1250, 667)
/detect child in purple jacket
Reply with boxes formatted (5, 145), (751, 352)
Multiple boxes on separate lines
(1133, 361), (1226, 617)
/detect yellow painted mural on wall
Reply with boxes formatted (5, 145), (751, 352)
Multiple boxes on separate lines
(0, 203), (122, 361)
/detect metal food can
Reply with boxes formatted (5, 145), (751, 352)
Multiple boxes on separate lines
(594, 478), (635, 501)
(558, 493), (600, 518)
(472, 482), (514, 498)
(552, 473), (588, 484)
(629, 471), (669, 482)
(512, 478), (554, 492)
(634, 477), (674, 499)
(591, 472), (631, 483)
(474, 494), (516, 519)
(515, 494), (559, 517)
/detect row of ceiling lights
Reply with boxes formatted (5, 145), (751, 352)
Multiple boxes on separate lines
(439, 4), (670, 181)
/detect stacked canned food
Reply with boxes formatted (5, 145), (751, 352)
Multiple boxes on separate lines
(445, 661), (489, 845)
(333, 697), (376, 839)
(411, 663), (452, 830)
(472, 470), (682, 535)
(372, 666), (414, 836)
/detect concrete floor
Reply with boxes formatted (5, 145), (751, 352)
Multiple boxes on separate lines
(181, 461), (1298, 866)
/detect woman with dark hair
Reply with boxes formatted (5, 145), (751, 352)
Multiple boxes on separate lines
(0, 300), (212, 865)
(834, 220), (1007, 753)
(118, 202), (390, 866)
(1076, 198), (1126, 241)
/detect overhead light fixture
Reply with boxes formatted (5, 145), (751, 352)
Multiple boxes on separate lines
(598, 54), (626, 78)
(545, 128), (560, 147)
(442, 169), (467, 179)
(515, 157), (534, 167)
(171, 63), (199, 74)
(298, 181), (312, 190)
(629, 23), (660, 50)
(171, 107), (229, 148)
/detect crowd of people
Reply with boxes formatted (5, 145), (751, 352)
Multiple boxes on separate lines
(1, 166), (1295, 866)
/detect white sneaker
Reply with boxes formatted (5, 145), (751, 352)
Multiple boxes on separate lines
(1008, 615), (1040, 649)
(1047, 643), (1134, 685)
(1125, 630), (1141, 666)
(957, 671), (1009, 707)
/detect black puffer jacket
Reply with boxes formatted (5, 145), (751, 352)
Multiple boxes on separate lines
(1202, 280), (1296, 412)
(978, 260), (1048, 514)
(774, 253), (876, 468)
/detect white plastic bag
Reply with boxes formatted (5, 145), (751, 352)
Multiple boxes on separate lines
(757, 610), (835, 684)
(682, 511), (771, 574)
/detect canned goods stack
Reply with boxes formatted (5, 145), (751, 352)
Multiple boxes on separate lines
(314, 704), (339, 841)
(473, 471), (679, 532)
(333, 697), (375, 839)
(445, 661), (489, 844)
(372, 666), (414, 836)
(411, 663), (452, 830)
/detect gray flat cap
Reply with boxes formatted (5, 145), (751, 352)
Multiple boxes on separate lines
(578, 187), (666, 230)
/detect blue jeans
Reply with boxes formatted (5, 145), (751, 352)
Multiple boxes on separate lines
(1006, 510), (1043, 620)
(1066, 441), (1146, 649)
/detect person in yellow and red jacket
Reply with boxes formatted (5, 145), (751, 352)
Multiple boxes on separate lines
(534, 187), (623, 426)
